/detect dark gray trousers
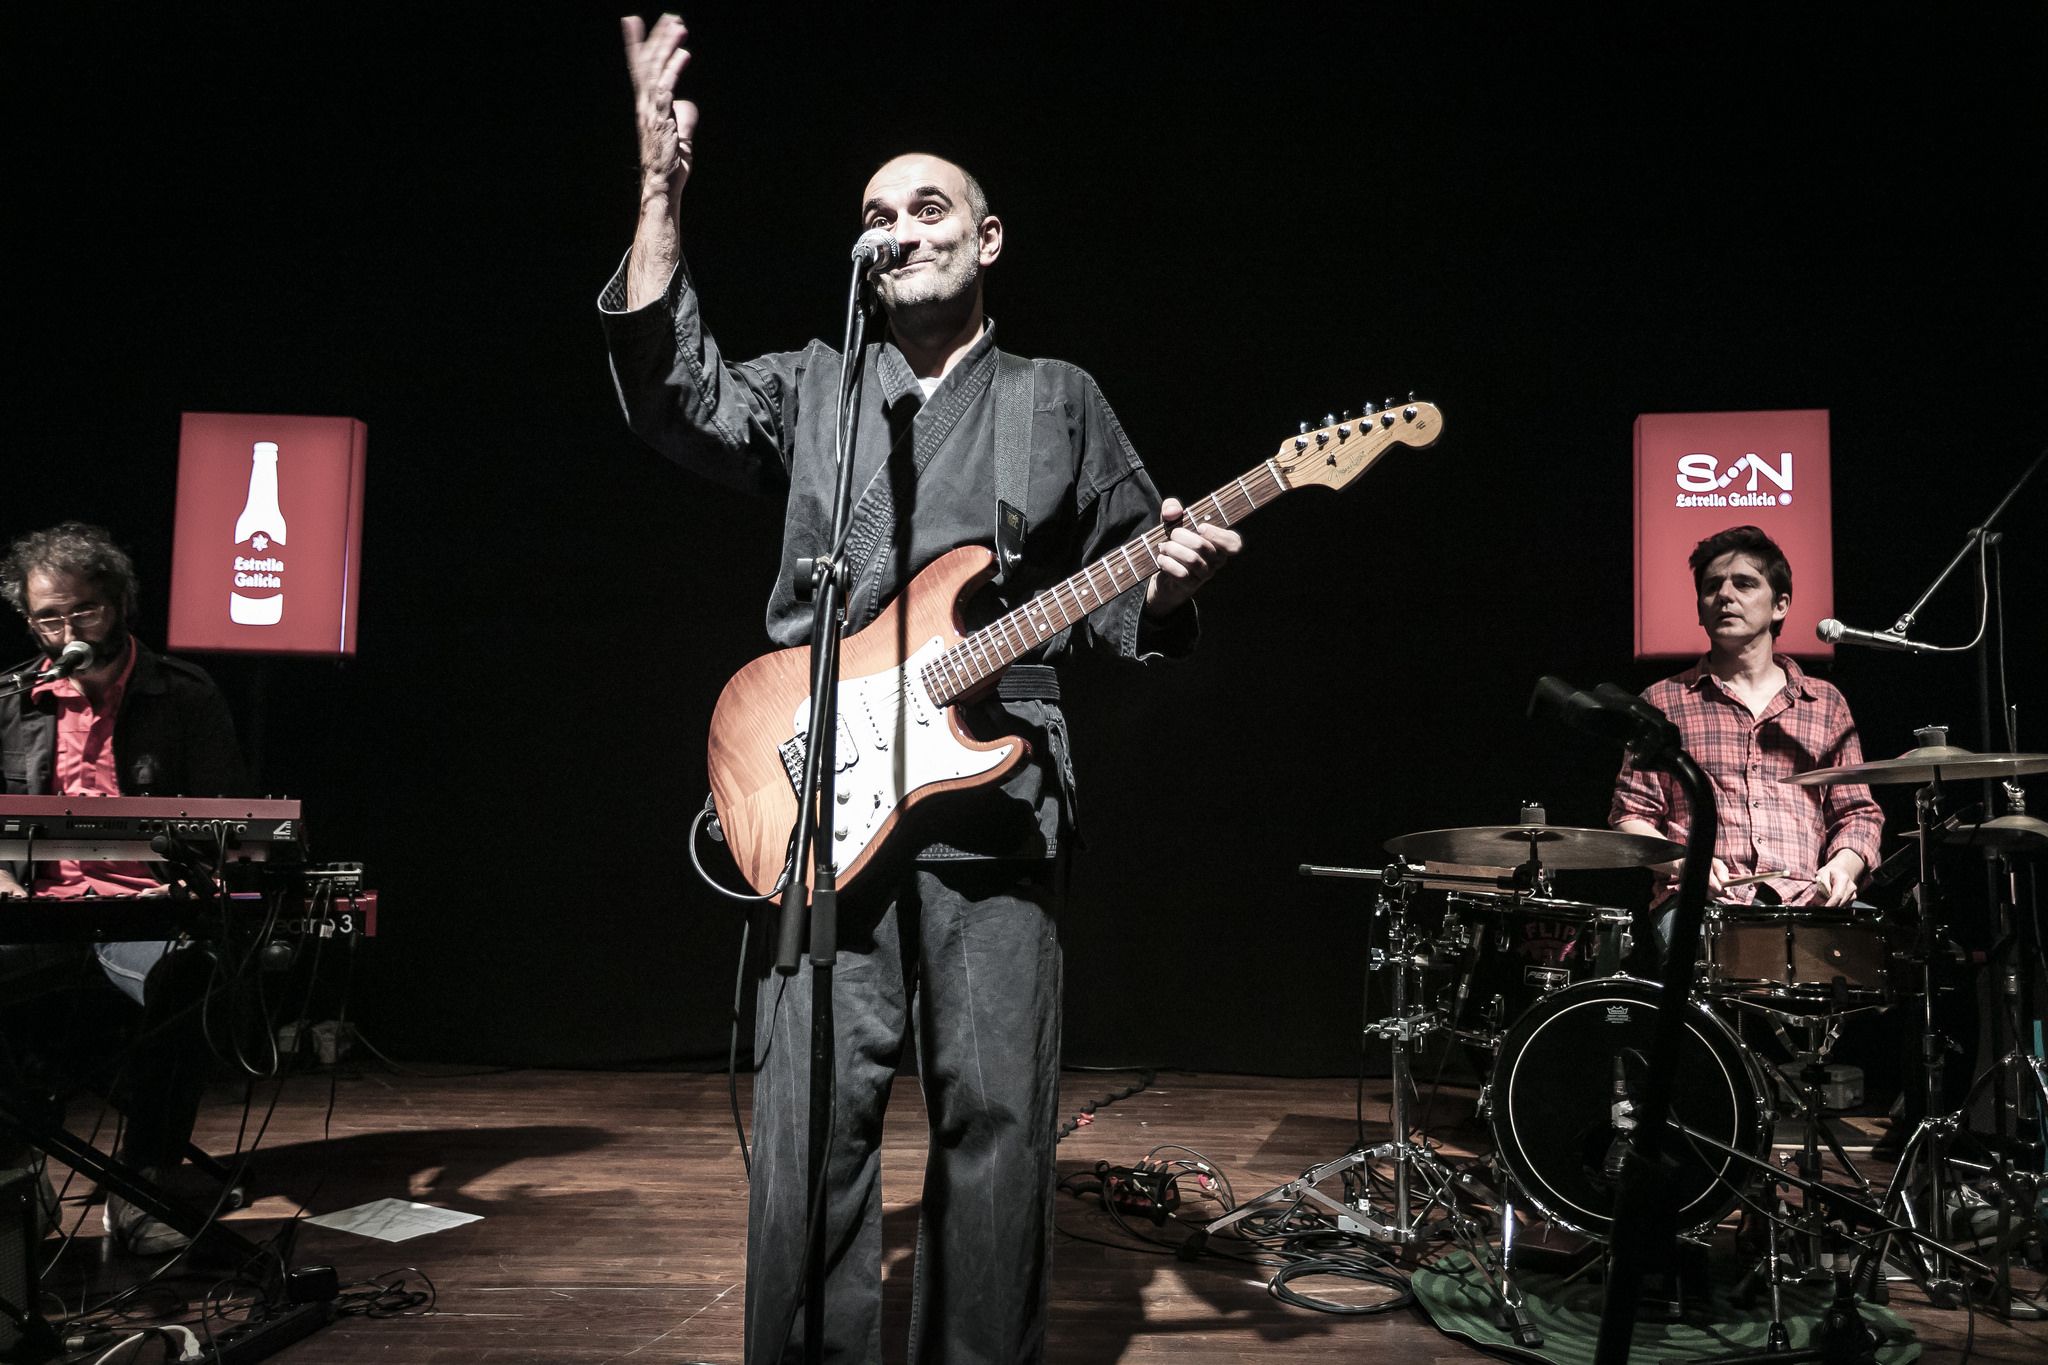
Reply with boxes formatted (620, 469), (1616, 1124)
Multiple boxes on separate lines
(744, 862), (1062, 1365)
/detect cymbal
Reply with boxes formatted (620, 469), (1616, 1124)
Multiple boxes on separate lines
(1385, 824), (1685, 870)
(1904, 813), (2048, 856)
(1782, 744), (2048, 787)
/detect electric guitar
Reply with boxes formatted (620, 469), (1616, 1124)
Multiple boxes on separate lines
(707, 400), (1444, 895)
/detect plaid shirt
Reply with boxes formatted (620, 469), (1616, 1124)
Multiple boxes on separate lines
(1609, 654), (1884, 905)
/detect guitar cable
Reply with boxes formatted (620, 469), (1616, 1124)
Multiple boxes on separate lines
(688, 794), (786, 904)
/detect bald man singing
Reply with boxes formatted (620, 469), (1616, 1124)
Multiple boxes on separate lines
(600, 15), (1240, 1364)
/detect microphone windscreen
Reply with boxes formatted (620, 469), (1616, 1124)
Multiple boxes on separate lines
(852, 227), (899, 266)
(1816, 618), (1844, 643)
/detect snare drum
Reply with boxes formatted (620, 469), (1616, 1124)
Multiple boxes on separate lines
(1441, 894), (1631, 1044)
(1702, 905), (1890, 1007)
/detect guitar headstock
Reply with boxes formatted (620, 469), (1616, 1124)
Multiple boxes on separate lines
(1272, 399), (1443, 491)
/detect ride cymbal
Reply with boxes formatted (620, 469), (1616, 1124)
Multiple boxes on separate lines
(1782, 744), (2048, 787)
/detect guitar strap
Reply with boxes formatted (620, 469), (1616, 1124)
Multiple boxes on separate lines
(836, 345), (1077, 858)
(985, 353), (1074, 849)
(839, 346), (1038, 627)
(990, 352), (1034, 589)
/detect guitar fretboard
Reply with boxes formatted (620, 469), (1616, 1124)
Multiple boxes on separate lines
(919, 459), (1289, 705)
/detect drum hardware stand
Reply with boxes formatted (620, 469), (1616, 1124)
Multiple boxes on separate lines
(1224, 866), (1544, 1346)
(1938, 1050), (2048, 1319)
(1946, 787), (2048, 1318)
(1694, 1248), (1884, 1365)
(1856, 743), (1973, 1309)
(1763, 1198), (1793, 1353)
(1736, 1002), (1879, 1278)
(1730, 1181), (1798, 1350)
(1673, 1113), (1994, 1365)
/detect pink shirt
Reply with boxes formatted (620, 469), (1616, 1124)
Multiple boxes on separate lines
(1609, 654), (1884, 907)
(29, 637), (159, 898)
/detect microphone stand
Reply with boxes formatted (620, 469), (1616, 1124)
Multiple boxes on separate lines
(1525, 677), (1718, 1365)
(1869, 447), (2038, 651)
(773, 245), (882, 1365)
(1848, 448), (2044, 1315)
(0, 655), (57, 703)
(1596, 746), (1715, 1363)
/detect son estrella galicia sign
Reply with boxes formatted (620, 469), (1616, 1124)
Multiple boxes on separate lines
(1633, 408), (1835, 660)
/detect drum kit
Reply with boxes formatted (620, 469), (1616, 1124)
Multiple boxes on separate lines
(1221, 735), (2048, 1341)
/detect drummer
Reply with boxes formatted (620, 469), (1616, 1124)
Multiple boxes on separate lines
(1609, 525), (1883, 926)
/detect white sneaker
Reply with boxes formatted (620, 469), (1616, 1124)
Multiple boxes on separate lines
(103, 1177), (192, 1256)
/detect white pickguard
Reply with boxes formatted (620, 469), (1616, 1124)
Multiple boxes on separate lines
(788, 636), (1018, 876)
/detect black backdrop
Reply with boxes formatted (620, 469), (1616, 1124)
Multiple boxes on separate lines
(9, 4), (2044, 1074)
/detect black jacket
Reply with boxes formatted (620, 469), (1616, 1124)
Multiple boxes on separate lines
(2, 640), (249, 881)
(600, 258), (1196, 861)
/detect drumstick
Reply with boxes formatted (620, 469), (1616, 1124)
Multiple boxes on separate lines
(1722, 868), (1802, 888)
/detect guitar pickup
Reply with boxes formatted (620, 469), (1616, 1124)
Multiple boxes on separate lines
(779, 716), (861, 797)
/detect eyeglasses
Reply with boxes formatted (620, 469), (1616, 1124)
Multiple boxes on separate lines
(27, 604), (109, 638)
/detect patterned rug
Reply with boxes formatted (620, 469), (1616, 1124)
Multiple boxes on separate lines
(1412, 1252), (1920, 1364)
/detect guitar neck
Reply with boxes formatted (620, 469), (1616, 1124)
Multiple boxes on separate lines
(924, 459), (1292, 705)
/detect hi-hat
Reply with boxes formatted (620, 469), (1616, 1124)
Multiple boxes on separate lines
(1385, 824), (1685, 870)
(1783, 744), (2048, 787)
(1904, 813), (2048, 856)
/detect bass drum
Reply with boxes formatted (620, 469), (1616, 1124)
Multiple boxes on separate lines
(1489, 975), (1771, 1240)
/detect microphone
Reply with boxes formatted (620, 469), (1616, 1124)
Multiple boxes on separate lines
(36, 639), (94, 681)
(1816, 618), (1933, 653)
(1530, 675), (1674, 750)
(1603, 1051), (1638, 1182)
(851, 228), (901, 274)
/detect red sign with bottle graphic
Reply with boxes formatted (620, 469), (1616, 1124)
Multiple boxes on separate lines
(167, 412), (368, 657)
(1633, 408), (1834, 660)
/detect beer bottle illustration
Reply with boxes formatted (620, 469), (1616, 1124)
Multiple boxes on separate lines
(230, 441), (287, 625)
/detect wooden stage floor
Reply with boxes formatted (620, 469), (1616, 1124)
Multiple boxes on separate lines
(31, 1067), (2048, 1363)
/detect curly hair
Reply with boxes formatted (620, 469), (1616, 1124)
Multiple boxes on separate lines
(0, 522), (142, 619)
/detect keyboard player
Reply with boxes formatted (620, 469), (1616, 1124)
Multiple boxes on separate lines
(1, 521), (250, 1255)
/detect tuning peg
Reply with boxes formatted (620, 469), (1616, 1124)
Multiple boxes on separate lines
(1322, 413), (1336, 428)
(1361, 401), (1377, 416)
(1342, 409), (1354, 421)
(1299, 421), (1311, 434)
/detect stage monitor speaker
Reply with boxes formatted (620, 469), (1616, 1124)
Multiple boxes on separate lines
(0, 1162), (46, 1358)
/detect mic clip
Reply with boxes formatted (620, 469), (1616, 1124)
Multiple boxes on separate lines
(792, 555), (850, 603)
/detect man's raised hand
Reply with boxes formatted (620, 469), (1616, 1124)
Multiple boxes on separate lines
(623, 13), (698, 197)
